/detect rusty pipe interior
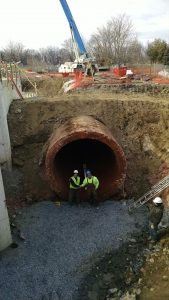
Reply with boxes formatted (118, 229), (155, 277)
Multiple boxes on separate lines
(44, 116), (127, 201)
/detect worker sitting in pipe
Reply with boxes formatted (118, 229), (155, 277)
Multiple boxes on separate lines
(81, 170), (99, 205)
(69, 170), (81, 205)
(148, 196), (164, 242)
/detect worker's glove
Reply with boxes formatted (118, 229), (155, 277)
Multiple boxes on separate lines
(150, 224), (154, 229)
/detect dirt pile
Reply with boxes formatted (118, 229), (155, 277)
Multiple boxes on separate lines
(21, 77), (67, 96)
(125, 233), (169, 300)
(21, 74), (169, 97)
(37, 77), (65, 96)
(138, 234), (169, 300)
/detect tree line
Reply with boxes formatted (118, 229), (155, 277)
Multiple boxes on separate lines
(0, 14), (169, 68)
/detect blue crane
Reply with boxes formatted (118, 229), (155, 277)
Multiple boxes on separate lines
(59, 0), (97, 75)
(59, 0), (87, 57)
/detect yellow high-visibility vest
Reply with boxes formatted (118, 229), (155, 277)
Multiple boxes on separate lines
(69, 176), (80, 189)
(81, 176), (99, 189)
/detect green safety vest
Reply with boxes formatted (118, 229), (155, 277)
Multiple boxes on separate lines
(81, 176), (99, 189)
(69, 176), (80, 189)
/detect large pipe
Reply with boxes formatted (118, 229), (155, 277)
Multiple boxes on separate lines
(43, 116), (126, 201)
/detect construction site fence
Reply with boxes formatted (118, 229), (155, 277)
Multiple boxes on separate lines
(128, 63), (169, 76)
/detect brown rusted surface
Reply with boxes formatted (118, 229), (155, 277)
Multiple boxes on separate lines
(43, 116), (126, 201)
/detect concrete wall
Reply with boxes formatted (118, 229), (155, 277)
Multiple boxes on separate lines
(0, 81), (13, 250)
(0, 75), (33, 250)
(0, 82), (13, 166)
(0, 78), (22, 164)
(0, 167), (12, 251)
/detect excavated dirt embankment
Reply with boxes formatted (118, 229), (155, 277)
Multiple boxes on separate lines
(5, 92), (169, 207)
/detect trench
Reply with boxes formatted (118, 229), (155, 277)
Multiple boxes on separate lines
(44, 116), (126, 201)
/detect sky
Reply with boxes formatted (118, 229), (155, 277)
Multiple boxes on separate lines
(0, 0), (169, 50)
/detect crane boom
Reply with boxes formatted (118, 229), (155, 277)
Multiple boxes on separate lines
(59, 0), (87, 56)
(58, 0), (97, 77)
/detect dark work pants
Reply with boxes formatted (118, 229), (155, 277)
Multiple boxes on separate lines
(87, 185), (97, 204)
(149, 222), (158, 241)
(69, 189), (79, 204)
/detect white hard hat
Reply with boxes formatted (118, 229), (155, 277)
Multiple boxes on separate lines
(153, 197), (162, 204)
(73, 170), (78, 174)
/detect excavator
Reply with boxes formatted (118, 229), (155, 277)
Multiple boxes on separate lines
(59, 0), (97, 77)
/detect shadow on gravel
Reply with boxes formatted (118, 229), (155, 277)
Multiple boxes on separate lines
(76, 233), (149, 300)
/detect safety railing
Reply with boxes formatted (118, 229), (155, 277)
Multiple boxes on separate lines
(0, 61), (37, 99)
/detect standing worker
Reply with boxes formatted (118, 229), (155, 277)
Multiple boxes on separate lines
(148, 196), (164, 242)
(69, 170), (81, 205)
(81, 170), (99, 205)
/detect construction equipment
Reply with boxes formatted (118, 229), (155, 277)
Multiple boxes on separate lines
(59, 0), (97, 76)
(128, 175), (169, 213)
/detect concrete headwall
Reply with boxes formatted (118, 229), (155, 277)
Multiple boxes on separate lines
(0, 78), (23, 164)
(0, 81), (13, 250)
(0, 167), (12, 250)
(0, 74), (39, 250)
(0, 82), (13, 166)
(6, 93), (169, 205)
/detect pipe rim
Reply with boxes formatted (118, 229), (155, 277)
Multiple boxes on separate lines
(45, 131), (126, 196)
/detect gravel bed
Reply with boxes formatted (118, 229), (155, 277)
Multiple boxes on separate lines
(0, 200), (147, 300)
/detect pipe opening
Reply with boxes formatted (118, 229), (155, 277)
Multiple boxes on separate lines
(54, 139), (118, 198)
(44, 116), (126, 201)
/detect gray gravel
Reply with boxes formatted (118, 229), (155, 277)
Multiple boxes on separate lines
(0, 200), (147, 300)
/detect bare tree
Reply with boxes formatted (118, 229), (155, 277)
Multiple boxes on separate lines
(110, 14), (133, 65)
(87, 26), (113, 65)
(26, 49), (46, 71)
(2, 41), (25, 63)
(88, 14), (136, 66)
(39, 47), (60, 65)
(61, 38), (75, 61)
(126, 38), (147, 64)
